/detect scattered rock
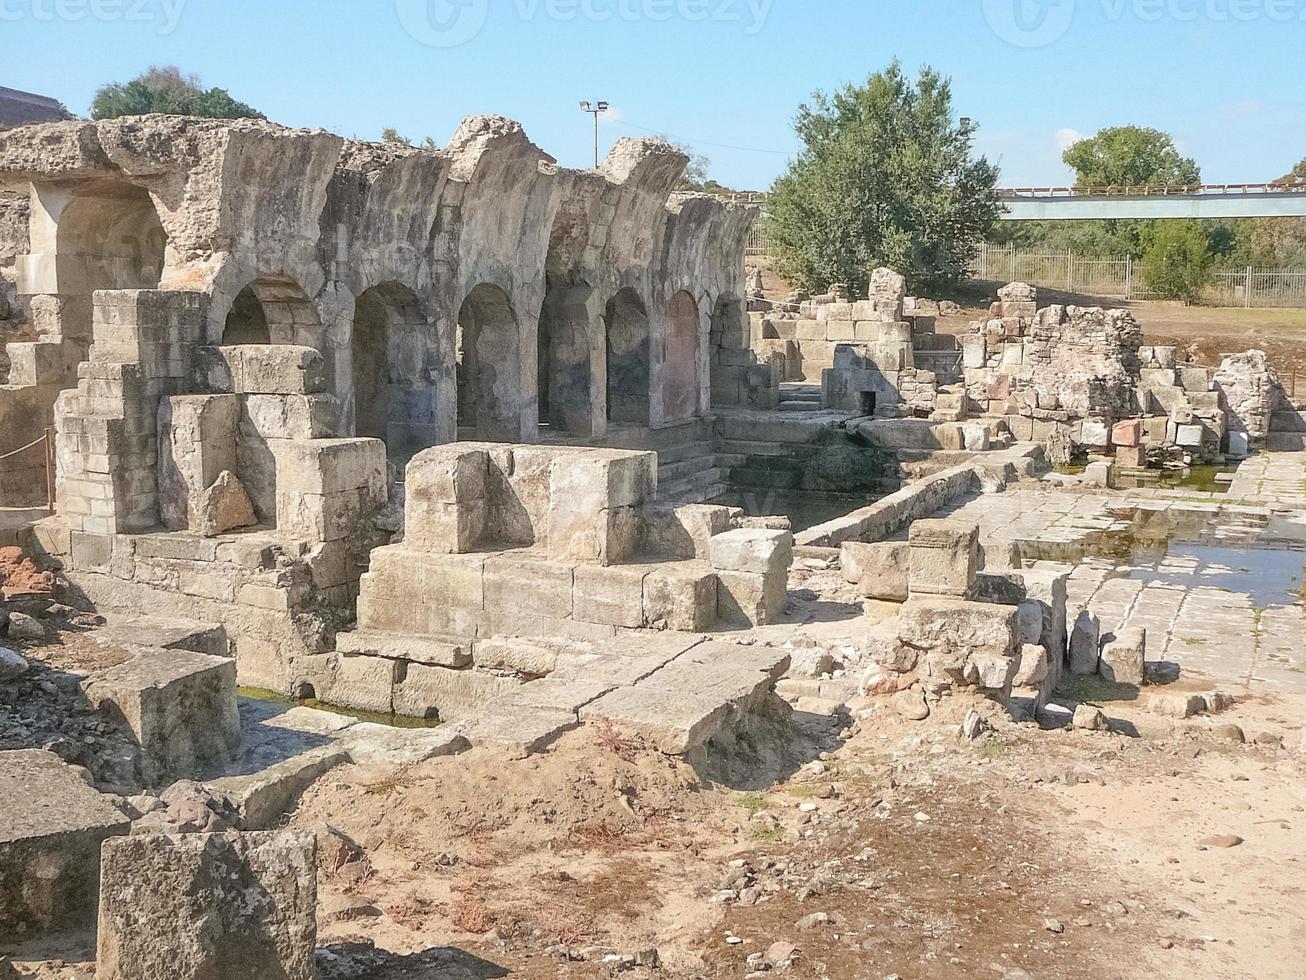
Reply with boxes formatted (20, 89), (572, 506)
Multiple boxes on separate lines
(765, 941), (798, 966)
(1198, 835), (1244, 849)
(1072, 705), (1109, 732)
(1044, 917), (1065, 934)
(194, 470), (257, 538)
(0, 646), (28, 682)
(795, 912), (831, 930)
(960, 709), (992, 741)
(6, 611), (48, 643)
(894, 687), (930, 722)
(1211, 724), (1245, 744)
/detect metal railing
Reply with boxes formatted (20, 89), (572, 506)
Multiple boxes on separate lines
(971, 244), (1306, 309)
(997, 182), (1306, 199)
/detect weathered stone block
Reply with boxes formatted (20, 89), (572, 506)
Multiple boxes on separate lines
(81, 648), (240, 785)
(709, 528), (793, 576)
(1115, 444), (1146, 468)
(573, 565), (649, 628)
(716, 569), (787, 627)
(96, 832), (316, 980)
(1069, 610), (1101, 675)
(484, 555), (574, 622)
(1099, 627), (1147, 686)
(907, 520), (979, 598)
(0, 750), (130, 941)
(406, 445), (488, 505)
(840, 541), (909, 602)
(392, 663), (523, 721)
(1111, 419), (1142, 447)
(643, 563), (718, 631)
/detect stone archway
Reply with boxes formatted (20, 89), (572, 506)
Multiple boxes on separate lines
(710, 293), (747, 407)
(53, 180), (167, 338)
(352, 282), (435, 457)
(222, 277), (322, 349)
(457, 283), (521, 442)
(665, 289), (700, 423)
(538, 284), (598, 437)
(604, 288), (650, 426)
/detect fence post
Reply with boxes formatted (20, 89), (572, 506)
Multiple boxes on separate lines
(45, 425), (55, 511)
(1245, 266), (1253, 309)
(1066, 250), (1074, 294)
(1125, 255), (1132, 300)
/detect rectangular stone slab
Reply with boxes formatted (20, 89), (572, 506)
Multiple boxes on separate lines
(96, 832), (317, 980)
(0, 749), (130, 941)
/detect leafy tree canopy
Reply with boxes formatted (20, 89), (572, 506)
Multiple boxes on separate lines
(1276, 156), (1306, 185)
(765, 61), (1001, 293)
(381, 128), (438, 150)
(90, 66), (263, 121)
(1139, 219), (1213, 302)
(1062, 126), (1200, 188)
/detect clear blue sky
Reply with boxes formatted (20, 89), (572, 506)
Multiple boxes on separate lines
(6, 0), (1304, 190)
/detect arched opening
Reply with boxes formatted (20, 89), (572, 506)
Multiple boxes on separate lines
(665, 289), (700, 422)
(538, 283), (596, 437)
(457, 283), (520, 442)
(222, 277), (321, 348)
(604, 288), (650, 426)
(710, 294), (747, 407)
(352, 282), (435, 457)
(55, 180), (167, 337)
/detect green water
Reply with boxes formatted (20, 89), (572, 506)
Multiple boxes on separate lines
(1113, 464), (1238, 493)
(238, 687), (442, 729)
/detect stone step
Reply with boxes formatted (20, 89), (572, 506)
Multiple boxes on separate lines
(335, 629), (472, 668)
(657, 468), (729, 504)
(717, 438), (788, 458)
(1267, 432), (1306, 451)
(655, 439), (717, 466)
(658, 455), (720, 484)
(779, 400), (824, 413)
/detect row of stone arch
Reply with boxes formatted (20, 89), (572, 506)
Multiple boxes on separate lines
(219, 275), (739, 454)
(44, 177), (740, 458)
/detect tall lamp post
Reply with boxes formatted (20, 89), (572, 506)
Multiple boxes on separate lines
(579, 100), (609, 169)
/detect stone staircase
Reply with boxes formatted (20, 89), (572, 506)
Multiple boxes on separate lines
(778, 382), (824, 413)
(605, 417), (730, 505)
(1269, 404), (1306, 451)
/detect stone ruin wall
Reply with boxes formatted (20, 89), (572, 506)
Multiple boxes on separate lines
(0, 113), (763, 695)
(754, 271), (1293, 467)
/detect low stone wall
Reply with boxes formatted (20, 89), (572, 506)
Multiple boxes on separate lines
(795, 444), (1046, 549)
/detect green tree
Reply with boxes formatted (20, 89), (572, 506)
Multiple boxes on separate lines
(1062, 126), (1200, 188)
(1275, 156), (1306, 185)
(765, 62), (1000, 293)
(1140, 220), (1213, 302)
(91, 66), (263, 121)
(381, 128), (438, 150)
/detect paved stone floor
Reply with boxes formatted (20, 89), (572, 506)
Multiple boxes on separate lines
(935, 452), (1306, 696)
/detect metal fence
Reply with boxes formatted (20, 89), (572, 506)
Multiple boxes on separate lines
(970, 244), (1306, 308)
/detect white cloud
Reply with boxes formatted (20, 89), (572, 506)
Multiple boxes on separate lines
(1056, 128), (1085, 154)
(598, 105), (625, 125)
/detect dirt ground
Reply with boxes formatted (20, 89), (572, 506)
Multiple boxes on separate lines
(286, 689), (1305, 980)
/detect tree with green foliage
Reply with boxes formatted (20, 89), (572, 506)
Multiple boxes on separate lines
(1062, 126), (1200, 188)
(381, 128), (438, 150)
(764, 62), (1001, 293)
(91, 66), (263, 121)
(1140, 220), (1213, 302)
(1276, 156), (1306, 185)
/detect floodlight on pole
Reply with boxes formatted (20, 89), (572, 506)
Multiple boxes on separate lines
(580, 99), (609, 169)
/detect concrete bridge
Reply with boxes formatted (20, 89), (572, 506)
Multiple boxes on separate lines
(998, 184), (1306, 221)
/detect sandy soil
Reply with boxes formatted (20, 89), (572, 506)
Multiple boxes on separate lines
(282, 689), (1305, 980)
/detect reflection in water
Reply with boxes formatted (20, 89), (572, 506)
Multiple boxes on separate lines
(237, 687), (441, 729)
(711, 489), (877, 534)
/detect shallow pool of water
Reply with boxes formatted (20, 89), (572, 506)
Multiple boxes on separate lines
(237, 687), (441, 729)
